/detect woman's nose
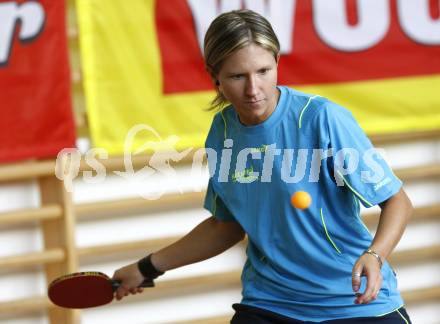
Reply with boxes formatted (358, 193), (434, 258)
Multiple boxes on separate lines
(245, 76), (258, 97)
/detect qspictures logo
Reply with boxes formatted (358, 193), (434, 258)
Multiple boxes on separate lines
(55, 124), (390, 200)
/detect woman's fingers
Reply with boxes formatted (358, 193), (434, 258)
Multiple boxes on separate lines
(355, 269), (382, 304)
(353, 252), (383, 304)
(128, 287), (144, 295)
(369, 275), (383, 303)
(352, 264), (363, 293)
(115, 284), (129, 301)
(112, 262), (147, 300)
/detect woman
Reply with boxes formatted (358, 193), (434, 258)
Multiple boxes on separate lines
(113, 10), (413, 323)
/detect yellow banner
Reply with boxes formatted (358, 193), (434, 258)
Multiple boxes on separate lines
(77, 0), (212, 154)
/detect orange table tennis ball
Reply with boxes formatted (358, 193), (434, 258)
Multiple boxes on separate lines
(291, 191), (312, 209)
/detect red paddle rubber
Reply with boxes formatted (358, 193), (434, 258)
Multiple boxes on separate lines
(48, 272), (154, 309)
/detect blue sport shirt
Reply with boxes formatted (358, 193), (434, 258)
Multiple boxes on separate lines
(203, 86), (404, 322)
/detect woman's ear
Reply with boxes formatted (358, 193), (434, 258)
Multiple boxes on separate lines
(215, 79), (223, 94)
(205, 66), (218, 85)
(276, 53), (281, 66)
(211, 76), (221, 90)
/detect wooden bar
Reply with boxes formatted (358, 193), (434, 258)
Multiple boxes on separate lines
(68, 27), (78, 39)
(0, 160), (55, 183)
(39, 175), (78, 324)
(410, 203), (440, 221)
(402, 286), (440, 305)
(0, 296), (51, 316)
(395, 164), (440, 182)
(79, 151), (200, 172)
(0, 205), (62, 228)
(0, 249), (65, 270)
(389, 245), (440, 265)
(362, 203), (440, 229)
(71, 70), (81, 84)
(39, 177), (78, 273)
(370, 129), (440, 145)
(152, 271), (241, 298)
(76, 191), (204, 219)
(125, 271), (241, 304)
(77, 236), (179, 259)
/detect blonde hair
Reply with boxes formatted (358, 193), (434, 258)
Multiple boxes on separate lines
(204, 10), (280, 111)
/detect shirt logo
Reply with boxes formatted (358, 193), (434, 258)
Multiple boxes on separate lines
(232, 166), (259, 183)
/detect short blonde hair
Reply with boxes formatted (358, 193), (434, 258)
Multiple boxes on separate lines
(204, 10), (280, 111)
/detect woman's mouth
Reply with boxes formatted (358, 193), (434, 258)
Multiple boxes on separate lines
(245, 99), (264, 104)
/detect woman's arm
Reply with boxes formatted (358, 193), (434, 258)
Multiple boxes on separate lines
(352, 188), (413, 305)
(371, 188), (414, 259)
(151, 216), (245, 271)
(112, 216), (245, 300)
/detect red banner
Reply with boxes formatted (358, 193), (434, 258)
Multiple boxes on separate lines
(157, 0), (440, 93)
(0, 0), (75, 163)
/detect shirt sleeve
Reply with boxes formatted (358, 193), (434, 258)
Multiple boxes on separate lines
(203, 179), (235, 221)
(322, 102), (402, 208)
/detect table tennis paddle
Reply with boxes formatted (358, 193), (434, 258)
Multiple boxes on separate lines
(48, 271), (154, 309)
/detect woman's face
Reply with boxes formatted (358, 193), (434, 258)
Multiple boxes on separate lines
(216, 43), (280, 126)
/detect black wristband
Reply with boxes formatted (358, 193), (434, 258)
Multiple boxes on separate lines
(137, 254), (164, 279)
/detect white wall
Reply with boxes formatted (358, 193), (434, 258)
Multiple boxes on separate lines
(0, 138), (439, 324)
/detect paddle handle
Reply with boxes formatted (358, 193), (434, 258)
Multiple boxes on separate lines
(111, 278), (155, 291)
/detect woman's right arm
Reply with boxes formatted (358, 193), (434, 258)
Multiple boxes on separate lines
(152, 216), (245, 271)
(112, 216), (245, 300)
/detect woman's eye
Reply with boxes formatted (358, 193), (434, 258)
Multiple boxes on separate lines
(258, 68), (269, 74)
(231, 75), (243, 80)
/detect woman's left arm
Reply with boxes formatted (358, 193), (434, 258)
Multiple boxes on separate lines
(352, 188), (413, 305)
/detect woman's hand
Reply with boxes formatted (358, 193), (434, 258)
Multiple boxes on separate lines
(112, 262), (145, 301)
(352, 189), (412, 305)
(352, 253), (383, 305)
